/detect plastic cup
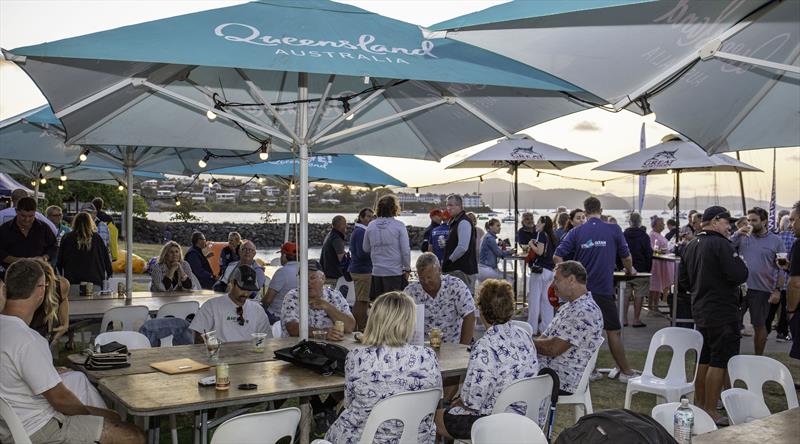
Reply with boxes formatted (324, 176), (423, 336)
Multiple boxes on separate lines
(311, 329), (327, 341)
(202, 331), (221, 361)
(251, 333), (267, 353)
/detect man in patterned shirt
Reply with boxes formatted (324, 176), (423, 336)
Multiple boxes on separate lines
(535, 261), (604, 394)
(281, 260), (355, 340)
(405, 252), (476, 345)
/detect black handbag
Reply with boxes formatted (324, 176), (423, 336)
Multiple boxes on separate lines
(274, 340), (349, 376)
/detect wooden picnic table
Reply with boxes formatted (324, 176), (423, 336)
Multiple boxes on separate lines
(69, 291), (224, 320)
(694, 408), (799, 444)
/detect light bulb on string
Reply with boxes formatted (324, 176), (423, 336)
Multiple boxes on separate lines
(57, 184), (64, 190)
(31, 180), (37, 187)
(256, 175), (264, 184)
(79, 149), (89, 162)
(60, 169), (67, 181)
(259, 141), (270, 161)
(175, 197), (181, 207)
(206, 109), (217, 120)
(601, 181), (607, 191)
(39, 174), (47, 185)
(342, 99), (354, 121)
(479, 176), (484, 183)
(118, 182), (125, 191)
(289, 181), (296, 190)
(43, 164), (52, 172)
(198, 153), (211, 168)
(667, 169), (674, 175)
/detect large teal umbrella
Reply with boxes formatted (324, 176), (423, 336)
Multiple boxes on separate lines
(4, 0), (598, 346)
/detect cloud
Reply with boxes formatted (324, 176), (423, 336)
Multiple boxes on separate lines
(574, 120), (601, 131)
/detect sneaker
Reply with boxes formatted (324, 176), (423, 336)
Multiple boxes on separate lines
(618, 370), (642, 384)
(776, 334), (790, 343)
(589, 370), (603, 382)
(714, 416), (730, 427)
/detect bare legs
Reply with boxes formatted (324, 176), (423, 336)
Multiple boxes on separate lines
(607, 330), (633, 375)
(695, 364), (726, 421)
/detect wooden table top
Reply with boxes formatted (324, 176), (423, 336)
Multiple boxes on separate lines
(69, 292), (224, 320)
(694, 408), (799, 444)
(653, 253), (680, 262)
(96, 338), (469, 416)
(71, 289), (220, 301)
(613, 271), (652, 281)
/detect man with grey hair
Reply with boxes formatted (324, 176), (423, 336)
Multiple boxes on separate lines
(405, 252), (476, 345)
(623, 213), (653, 328)
(0, 188), (57, 235)
(443, 194), (478, 291)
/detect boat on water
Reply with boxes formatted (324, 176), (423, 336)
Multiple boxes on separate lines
(400, 210), (415, 216)
(501, 213), (516, 223)
(477, 214), (489, 220)
(487, 211), (499, 217)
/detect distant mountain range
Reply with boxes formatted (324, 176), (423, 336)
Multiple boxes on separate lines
(407, 178), (782, 212)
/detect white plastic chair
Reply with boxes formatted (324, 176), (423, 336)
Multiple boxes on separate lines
(335, 276), (355, 306)
(558, 339), (603, 421)
(271, 321), (283, 338)
(471, 413), (547, 444)
(156, 301), (199, 320)
(725, 355), (799, 423)
(0, 395), (32, 444)
(95, 331), (152, 350)
(509, 320), (533, 336)
(720, 388), (772, 425)
(210, 407), (301, 444)
(99, 305), (150, 332)
(493, 374), (552, 424)
(624, 327), (703, 408)
(359, 388), (441, 444)
(651, 402), (717, 437)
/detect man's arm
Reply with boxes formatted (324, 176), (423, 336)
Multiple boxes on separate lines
(262, 288), (279, 307)
(533, 336), (572, 357)
(42, 382), (120, 421)
(459, 312), (475, 345)
(318, 301), (356, 333)
(622, 255), (636, 275)
(448, 219), (472, 262)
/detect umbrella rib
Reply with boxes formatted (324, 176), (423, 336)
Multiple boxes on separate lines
(235, 68), (301, 145)
(453, 98), (513, 138)
(380, 82), (444, 161)
(54, 78), (132, 119)
(185, 79), (280, 134)
(310, 87), (387, 143)
(306, 75), (336, 142)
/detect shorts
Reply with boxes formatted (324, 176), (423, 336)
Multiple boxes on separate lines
(349, 272), (372, 303)
(30, 412), (104, 444)
(592, 294), (621, 331)
(369, 275), (407, 300)
(698, 321), (741, 368)
(442, 410), (485, 439)
(743, 289), (771, 327)
(624, 277), (650, 300)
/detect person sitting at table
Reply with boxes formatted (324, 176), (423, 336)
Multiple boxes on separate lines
(184, 231), (216, 290)
(435, 279), (539, 440)
(325, 291), (442, 444)
(534, 261), (604, 396)
(478, 218), (512, 283)
(56, 212), (113, 288)
(0, 259), (145, 444)
(150, 241), (200, 292)
(281, 260), (355, 339)
(189, 264), (272, 343)
(219, 231), (242, 271)
(263, 242), (299, 324)
(213, 240), (266, 296)
(30, 259), (70, 347)
(404, 252), (476, 345)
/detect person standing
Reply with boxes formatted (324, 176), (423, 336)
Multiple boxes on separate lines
(421, 209), (443, 253)
(0, 188), (57, 235)
(678, 206), (748, 425)
(527, 215), (558, 334)
(443, 194), (478, 291)
(649, 216), (674, 312)
(731, 207), (785, 355)
(80, 203), (110, 250)
(555, 196), (638, 382)
(429, 211), (451, 264)
(363, 195), (410, 299)
(348, 208), (374, 331)
(554, 212), (570, 240)
(184, 231), (216, 290)
(45, 205), (70, 245)
(516, 212), (536, 246)
(0, 197), (57, 280)
(320, 215), (348, 286)
(783, 201), (800, 361)
(56, 212), (113, 287)
(665, 218), (679, 242)
(767, 215), (796, 342)
(623, 213), (652, 328)
(92, 197), (118, 261)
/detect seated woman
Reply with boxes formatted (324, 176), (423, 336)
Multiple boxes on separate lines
(219, 231), (242, 271)
(435, 279), (539, 440)
(325, 291), (442, 444)
(478, 218), (511, 282)
(56, 212), (113, 287)
(150, 241), (200, 292)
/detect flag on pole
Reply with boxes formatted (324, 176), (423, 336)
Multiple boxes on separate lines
(767, 148), (777, 232)
(638, 123), (647, 212)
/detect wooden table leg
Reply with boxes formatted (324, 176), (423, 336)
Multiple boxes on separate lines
(299, 397), (312, 444)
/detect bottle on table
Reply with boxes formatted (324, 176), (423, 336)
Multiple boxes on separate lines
(673, 398), (694, 443)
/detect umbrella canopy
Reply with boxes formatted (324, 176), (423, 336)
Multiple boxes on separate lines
(209, 154), (406, 188)
(0, 173), (35, 198)
(429, 0), (800, 154)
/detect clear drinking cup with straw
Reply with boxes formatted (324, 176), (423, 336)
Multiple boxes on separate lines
(202, 330), (221, 362)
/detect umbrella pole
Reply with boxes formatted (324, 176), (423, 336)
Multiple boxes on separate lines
(514, 163), (519, 247)
(675, 171), (681, 231)
(34, 180), (40, 209)
(125, 147), (134, 300)
(736, 151), (747, 213)
(298, 73), (309, 341)
(284, 179), (292, 243)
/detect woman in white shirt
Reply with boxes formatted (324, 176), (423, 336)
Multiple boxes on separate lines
(325, 291), (442, 444)
(435, 279), (539, 440)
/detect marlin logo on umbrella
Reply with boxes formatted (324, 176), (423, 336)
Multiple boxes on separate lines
(510, 146), (544, 160)
(642, 149), (678, 169)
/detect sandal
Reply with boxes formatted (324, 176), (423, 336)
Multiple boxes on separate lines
(633, 323), (647, 328)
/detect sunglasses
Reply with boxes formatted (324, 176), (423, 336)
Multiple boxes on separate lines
(236, 306), (245, 326)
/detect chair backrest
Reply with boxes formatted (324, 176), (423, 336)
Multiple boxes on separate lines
(571, 338), (604, 396)
(0, 395), (32, 444)
(210, 407), (301, 444)
(651, 402), (717, 436)
(641, 327), (703, 384)
(471, 413), (547, 444)
(720, 388), (771, 425)
(492, 374), (552, 424)
(359, 388), (441, 444)
(509, 320), (533, 336)
(99, 305), (150, 332)
(156, 301), (199, 321)
(95, 331), (152, 350)
(335, 276), (355, 306)
(727, 355), (798, 410)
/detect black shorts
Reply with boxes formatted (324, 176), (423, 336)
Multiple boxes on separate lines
(592, 294), (621, 331)
(443, 410), (485, 439)
(698, 321), (741, 368)
(742, 289), (771, 327)
(369, 275), (408, 301)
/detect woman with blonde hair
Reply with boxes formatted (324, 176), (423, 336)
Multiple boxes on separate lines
(56, 211), (113, 287)
(30, 259), (70, 346)
(150, 241), (200, 291)
(325, 291), (442, 444)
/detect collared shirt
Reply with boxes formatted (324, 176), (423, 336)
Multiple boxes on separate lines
(189, 296), (271, 343)
(405, 274), (476, 343)
(280, 286), (351, 337)
(266, 261), (299, 317)
(449, 322), (538, 417)
(778, 231), (796, 290)
(0, 218), (57, 271)
(539, 292), (604, 393)
(730, 230), (785, 292)
(325, 345), (441, 444)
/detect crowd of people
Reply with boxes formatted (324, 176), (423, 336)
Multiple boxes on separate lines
(1, 185), (799, 442)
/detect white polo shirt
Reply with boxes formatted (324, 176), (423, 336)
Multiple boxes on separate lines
(189, 295), (272, 343)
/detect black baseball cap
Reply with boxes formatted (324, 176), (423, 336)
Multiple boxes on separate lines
(231, 264), (259, 291)
(701, 206), (737, 223)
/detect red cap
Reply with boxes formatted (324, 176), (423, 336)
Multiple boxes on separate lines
(429, 209), (442, 218)
(441, 210), (451, 220)
(279, 242), (297, 256)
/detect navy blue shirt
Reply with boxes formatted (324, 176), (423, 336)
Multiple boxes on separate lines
(430, 224), (450, 263)
(348, 223), (372, 274)
(555, 217), (631, 297)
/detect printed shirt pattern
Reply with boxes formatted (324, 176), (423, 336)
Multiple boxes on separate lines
(405, 275), (476, 343)
(325, 345), (442, 444)
(449, 322), (539, 416)
(280, 286), (352, 336)
(539, 292), (604, 393)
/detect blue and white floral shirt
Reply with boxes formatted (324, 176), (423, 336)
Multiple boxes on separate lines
(538, 292), (604, 393)
(280, 286), (351, 337)
(405, 275), (476, 344)
(325, 345), (442, 444)
(449, 322), (539, 417)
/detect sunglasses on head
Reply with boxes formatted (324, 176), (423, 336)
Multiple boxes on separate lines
(236, 306), (245, 326)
